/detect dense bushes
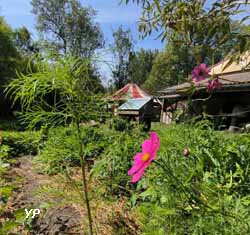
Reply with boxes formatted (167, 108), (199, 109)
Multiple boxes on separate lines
(92, 127), (146, 196)
(132, 122), (250, 234)
(37, 125), (115, 174)
(36, 124), (147, 195)
(1, 130), (41, 159)
(35, 127), (79, 174)
(36, 119), (250, 233)
(0, 119), (20, 131)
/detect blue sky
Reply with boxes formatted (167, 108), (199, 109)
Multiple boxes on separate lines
(0, 0), (165, 83)
(0, 0), (165, 50)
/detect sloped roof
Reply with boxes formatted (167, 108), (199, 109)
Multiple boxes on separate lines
(160, 71), (250, 96)
(109, 82), (150, 101)
(118, 97), (152, 111)
(160, 53), (250, 97)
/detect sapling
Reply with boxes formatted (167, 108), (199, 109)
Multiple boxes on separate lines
(5, 54), (106, 235)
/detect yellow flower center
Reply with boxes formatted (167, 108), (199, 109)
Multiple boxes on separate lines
(142, 153), (150, 162)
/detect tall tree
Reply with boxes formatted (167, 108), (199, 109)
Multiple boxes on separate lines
(0, 17), (21, 116)
(129, 49), (158, 86)
(0, 17), (20, 83)
(144, 41), (194, 94)
(31, 0), (104, 57)
(111, 26), (134, 89)
(13, 26), (39, 55)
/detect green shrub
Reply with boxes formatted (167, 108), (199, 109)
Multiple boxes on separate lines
(37, 125), (113, 174)
(36, 123), (147, 194)
(0, 145), (11, 160)
(111, 117), (132, 131)
(82, 126), (111, 160)
(92, 127), (147, 196)
(36, 126), (79, 174)
(0, 118), (24, 131)
(132, 121), (250, 234)
(2, 131), (41, 158)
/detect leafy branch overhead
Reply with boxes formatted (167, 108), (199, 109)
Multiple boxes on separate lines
(122, 0), (250, 63)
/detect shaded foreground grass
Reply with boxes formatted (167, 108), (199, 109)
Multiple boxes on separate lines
(1, 121), (250, 234)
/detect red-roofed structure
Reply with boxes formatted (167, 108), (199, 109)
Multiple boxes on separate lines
(110, 82), (150, 101)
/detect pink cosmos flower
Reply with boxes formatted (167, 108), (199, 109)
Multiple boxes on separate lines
(207, 77), (222, 92)
(128, 131), (160, 183)
(192, 63), (210, 82)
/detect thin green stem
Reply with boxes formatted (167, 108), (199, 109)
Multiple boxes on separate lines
(76, 120), (94, 235)
(64, 166), (85, 203)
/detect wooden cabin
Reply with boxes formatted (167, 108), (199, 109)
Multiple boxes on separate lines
(117, 97), (161, 129)
(159, 55), (250, 131)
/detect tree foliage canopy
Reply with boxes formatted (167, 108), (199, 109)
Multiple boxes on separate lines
(143, 41), (193, 94)
(31, 0), (104, 57)
(0, 17), (20, 83)
(0, 17), (23, 116)
(111, 26), (134, 89)
(13, 26), (39, 55)
(129, 49), (158, 86)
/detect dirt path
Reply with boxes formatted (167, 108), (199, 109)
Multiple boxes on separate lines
(4, 156), (49, 210)
(0, 156), (83, 235)
(1, 156), (139, 235)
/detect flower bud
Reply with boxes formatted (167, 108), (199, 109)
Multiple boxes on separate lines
(183, 148), (190, 157)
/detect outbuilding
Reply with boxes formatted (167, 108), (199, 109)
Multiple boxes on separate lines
(159, 55), (250, 131)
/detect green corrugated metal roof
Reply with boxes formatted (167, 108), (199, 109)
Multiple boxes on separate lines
(118, 97), (151, 111)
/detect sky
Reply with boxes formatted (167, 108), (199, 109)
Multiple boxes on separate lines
(1, 0), (248, 50)
(0, 0), (165, 83)
(0, 0), (165, 50)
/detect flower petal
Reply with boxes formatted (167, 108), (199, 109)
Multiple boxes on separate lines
(200, 63), (206, 70)
(192, 64), (209, 82)
(130, 164), (148, 183)
(128, 132), (160, 183)
(133, 153), (143, 162)
(142, 139), (152, 153)
(128, 153), (144, 176)
(192, 68), (199, 76)
(150, 131), (160, 160)
(207, 78), (221, 92)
